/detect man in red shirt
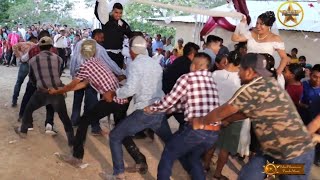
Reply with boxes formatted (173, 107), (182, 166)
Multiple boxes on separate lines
(48, 39), (147, 170)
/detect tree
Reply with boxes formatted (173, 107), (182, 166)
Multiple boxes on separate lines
(0, 0), (82, 28)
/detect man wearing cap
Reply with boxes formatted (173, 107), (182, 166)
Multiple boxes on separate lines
(48, 39), (147, 171)
(104, 36), (172, 179)
(95, 1), (132, 69)
(15, 36), (74, 147)
(54, 27), (68, 72)
(69, 29), (124, 135)
(193, 53), (315, 179)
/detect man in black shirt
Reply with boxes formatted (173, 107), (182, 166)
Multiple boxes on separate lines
(95, 1), (132, 69)
(162, 42), (200, 129)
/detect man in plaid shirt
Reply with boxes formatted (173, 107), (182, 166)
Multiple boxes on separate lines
(145, 52), (221, 180)
(17, 30), (58, 135)
(48, 39), (147, 169)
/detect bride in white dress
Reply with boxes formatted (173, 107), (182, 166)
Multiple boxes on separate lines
(231, 11), (289, 88)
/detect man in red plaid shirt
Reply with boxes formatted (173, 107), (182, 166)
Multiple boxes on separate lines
(48, 39), (147, 169)
(144, 52), (221, 180)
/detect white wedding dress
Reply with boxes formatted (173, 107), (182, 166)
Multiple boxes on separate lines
(239, 26), (286, 89)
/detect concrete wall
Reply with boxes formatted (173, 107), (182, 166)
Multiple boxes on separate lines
(152, 20), (320, 65)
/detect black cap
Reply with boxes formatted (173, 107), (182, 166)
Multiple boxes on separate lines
(241, 53), (272, 77)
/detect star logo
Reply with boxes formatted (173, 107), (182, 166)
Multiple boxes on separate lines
(277, 1), (304, 27)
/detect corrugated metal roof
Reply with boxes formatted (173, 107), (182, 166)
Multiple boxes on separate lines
(148, 1), (320, 32)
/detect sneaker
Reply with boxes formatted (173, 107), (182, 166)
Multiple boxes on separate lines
(14, 126), (27, 138)
(28, 124), (34, 131)
(45, 124), (57, 135)
(98, 172), (126, 180)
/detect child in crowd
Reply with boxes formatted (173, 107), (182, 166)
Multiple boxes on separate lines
(211, 54), (228, 72)
(169, 48), (178, 64)
(299, 55), (306, 67)
(300, 64), (320, 166)
(283, 64), (305, 106)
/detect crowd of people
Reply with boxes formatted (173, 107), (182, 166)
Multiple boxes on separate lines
(3, 1), (320, 180)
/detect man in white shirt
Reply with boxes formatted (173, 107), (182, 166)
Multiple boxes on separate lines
(18, 23), (26, 41)
(54, 27), (68, 72)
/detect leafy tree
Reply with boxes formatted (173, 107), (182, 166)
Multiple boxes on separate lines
(0, 0), (86, 28)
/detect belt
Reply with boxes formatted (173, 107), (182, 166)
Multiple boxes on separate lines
(106, 49), (122, 54)
(188, 119), (221, 131)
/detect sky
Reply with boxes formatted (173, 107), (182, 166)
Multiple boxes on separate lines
(70, 0), (95, 21)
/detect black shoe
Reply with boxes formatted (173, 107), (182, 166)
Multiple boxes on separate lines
(17, 117), (22, 122)
(11, 103), (17, 107)
(14, 126), (27, 138)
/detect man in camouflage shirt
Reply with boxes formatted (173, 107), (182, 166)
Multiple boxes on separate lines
(193, 53), (315, 180)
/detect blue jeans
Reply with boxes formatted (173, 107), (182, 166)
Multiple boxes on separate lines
(109, 110), (172, 175)
(12, 63), (29, 104)
(157, 124), (219, 180)
(70, 85), (100, 132)
(238, 149), (315, 180)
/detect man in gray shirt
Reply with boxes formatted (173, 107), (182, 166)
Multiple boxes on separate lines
(103, 36), (172, 180)
(15, 37), (74, 147)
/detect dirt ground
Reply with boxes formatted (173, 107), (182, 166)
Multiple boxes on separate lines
(0, 65), (319, 180)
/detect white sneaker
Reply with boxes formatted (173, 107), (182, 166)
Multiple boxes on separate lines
(45, 124), (57, 135)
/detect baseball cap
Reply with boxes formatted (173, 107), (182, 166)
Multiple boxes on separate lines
(241, 53), (272, 77)
(39, 36), (53, 46)
(59, 27), (65, 31)
(130, 36), (147, 55)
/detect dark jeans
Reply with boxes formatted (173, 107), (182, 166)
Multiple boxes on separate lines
(238, 149), (315, 180)
(19, 81), (54, 126)
(157, 124), (219, 180)
(70, 85), (100, 132)
(107, 51), (124, 69)
(316, 143), (320, 163)
(57, 48), (67, 72)
(12, 63), (29, 104)
(73, 101), (146, 166)
(20, 91), (73, 135)
(109, 110), (172, 175)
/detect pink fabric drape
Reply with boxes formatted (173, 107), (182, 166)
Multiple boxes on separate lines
(200, 0), (251, 40)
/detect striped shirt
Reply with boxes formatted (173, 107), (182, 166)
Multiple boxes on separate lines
(28, 50), (63, 89)
(151, 70), (220, 121)
(76, 57), (128, 104)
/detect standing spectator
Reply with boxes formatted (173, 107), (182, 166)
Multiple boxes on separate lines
(54, 27), (68, 72)
(152, 34), (164, 53)
(152, 48), (164, 65)
(169, 48), (178, 64)
(175, 38), (184, 57)
(163, 38), (173, 52)
(18, 23), (26, 41)
(290, 48), (299, 64)
(299, 55), (306, 67)
(7, 27), (21, 66)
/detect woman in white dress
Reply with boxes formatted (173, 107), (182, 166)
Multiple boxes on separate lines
(231, 11), (289, 88)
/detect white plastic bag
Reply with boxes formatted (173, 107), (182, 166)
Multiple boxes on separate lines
(237, 119), (251, 157)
